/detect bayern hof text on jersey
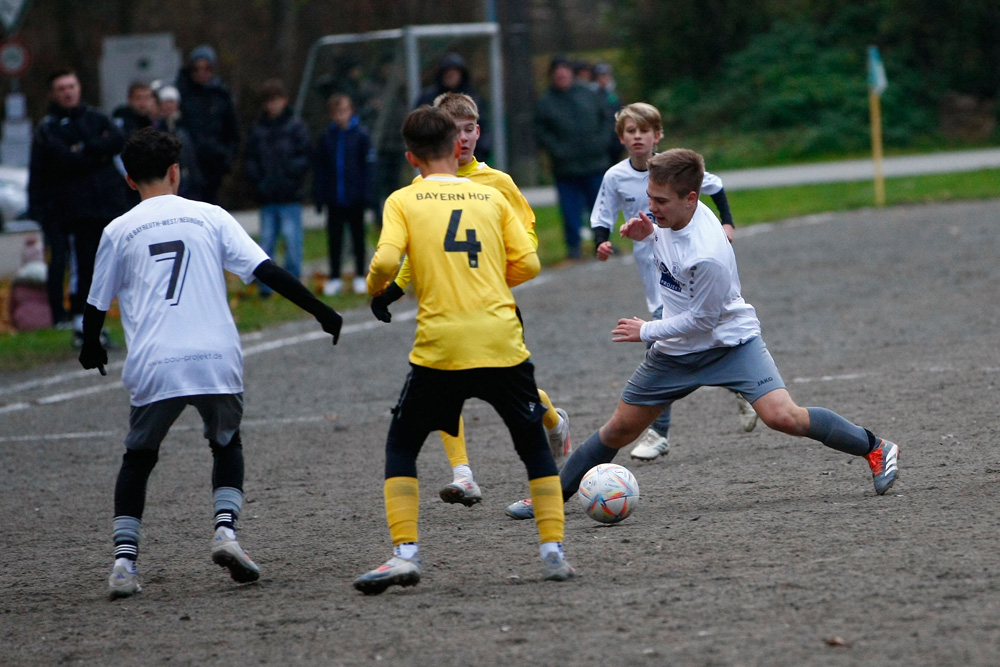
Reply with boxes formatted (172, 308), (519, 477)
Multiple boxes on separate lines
(414, 191), (492, 201)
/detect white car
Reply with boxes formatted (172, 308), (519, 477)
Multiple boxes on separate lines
(0, 164), (33, 232)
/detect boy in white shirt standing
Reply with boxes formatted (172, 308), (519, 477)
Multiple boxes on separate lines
(80, 128), (343, 599)
(591, 103), (755, 463)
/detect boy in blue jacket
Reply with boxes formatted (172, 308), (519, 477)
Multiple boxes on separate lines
(314, 94), (374, 296)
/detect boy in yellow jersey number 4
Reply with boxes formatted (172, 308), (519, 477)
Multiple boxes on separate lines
(354, 106), (577, 594)
(370, 93), (571, 508)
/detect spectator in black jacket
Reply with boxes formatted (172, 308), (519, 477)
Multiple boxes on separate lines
(244, 79), (312, 296)
(414, 53), (491, 162)
(112, 81), (156, 138)
(153, 85), (202, 201)
(113, 81), (157, 207)
(176, 45), (240, 204)
(314, 94), (374, 296)
(28, 68), (129, 343)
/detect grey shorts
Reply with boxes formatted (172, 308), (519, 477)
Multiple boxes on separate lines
(621, 336), (784, 408)
(125, 393), (244, 451)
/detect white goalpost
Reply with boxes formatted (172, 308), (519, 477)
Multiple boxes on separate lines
(295, 22), (507, 173)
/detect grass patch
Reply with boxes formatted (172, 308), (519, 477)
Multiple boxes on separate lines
(4, 167), (1000, 371)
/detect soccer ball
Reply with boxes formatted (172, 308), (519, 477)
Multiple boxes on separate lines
(578, 463), (639, 524)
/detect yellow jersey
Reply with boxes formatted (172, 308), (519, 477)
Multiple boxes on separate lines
(394, 158), (537, 289)
(367, 174), (540, 370)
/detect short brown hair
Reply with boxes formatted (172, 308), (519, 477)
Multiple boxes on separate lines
(433, 92), (479, 121)
(615, 102), (662, 136)
(327, 93), (352, 111)
(259, 78), (287, 101)
(648, 149), (704, 197)
(402, 106), (458, 161)
(127, 81), (152, 98)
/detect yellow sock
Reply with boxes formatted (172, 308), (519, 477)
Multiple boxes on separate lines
(529, 475), (564, 544)
(384, 476), (419, 546)
(538, 389), (560, 430)
(439, 416), (468, 468)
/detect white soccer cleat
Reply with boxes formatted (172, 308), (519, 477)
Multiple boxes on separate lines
(736, 393), (758, 432)
(353, 555), (422, 595)
(546, 408), (572, 463)
(629, 428), (670, 461)
(107, 562), (141, 599)
(439, 478), (483, 507)
(352, 276), (366, 294)
(211, 527), (261, 583)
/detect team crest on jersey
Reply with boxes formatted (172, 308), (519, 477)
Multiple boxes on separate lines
(658, 261), (682, 292)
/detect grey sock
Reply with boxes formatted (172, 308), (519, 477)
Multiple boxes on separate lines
(806, 407), (871, 456)
(559, 430), (619, 501)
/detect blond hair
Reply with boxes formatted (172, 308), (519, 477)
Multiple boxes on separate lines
(648, 148), (704, 197)
(433, 92), (479, 121)
(614, 102), (662, 136)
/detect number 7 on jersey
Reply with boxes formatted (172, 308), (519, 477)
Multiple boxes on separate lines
(149, 240), (189, 306)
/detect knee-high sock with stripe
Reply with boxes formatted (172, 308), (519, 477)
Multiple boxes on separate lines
(529, 475), (564, 544)
(537, 389), (560, 430)
(439, 417), (468, 469)
(384, 476), (420, 546)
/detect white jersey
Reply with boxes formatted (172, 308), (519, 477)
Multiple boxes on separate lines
(639, 201), (760, 355)
(88, 195), (269, 406)
(591, 156), (724, 315)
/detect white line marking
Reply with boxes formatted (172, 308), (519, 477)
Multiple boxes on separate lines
(0, 415), (338, 444)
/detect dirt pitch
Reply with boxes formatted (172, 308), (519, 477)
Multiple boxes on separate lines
(2, 200), (1000, 666)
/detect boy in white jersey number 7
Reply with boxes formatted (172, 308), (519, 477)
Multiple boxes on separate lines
(79, 128), (343, 599)
(590, 103), (756, 465)
(504, 148), (899, 520)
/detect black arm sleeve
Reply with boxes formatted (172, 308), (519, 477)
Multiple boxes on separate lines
(710, 189), (735, 227)
(79, 304), (108, 371)
(593, 226), (611, 249)
(253, 260), (325, 316)
(254, 259), (342, 344)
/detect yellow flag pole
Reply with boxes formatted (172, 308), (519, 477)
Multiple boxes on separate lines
(869, 89), (886, 207)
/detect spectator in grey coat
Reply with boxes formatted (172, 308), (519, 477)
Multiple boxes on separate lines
(534, 56), (614, 260)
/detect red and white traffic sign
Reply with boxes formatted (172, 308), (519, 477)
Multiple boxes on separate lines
(0, 37), (30, 77)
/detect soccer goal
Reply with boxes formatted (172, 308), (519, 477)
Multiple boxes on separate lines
(295, 23), (507, 205)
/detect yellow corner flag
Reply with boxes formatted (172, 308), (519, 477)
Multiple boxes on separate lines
(868, 46), (887, 206)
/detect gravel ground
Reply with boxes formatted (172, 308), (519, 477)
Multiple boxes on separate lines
(2, 199), (999, 666)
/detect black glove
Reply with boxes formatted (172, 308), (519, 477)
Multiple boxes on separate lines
(370, 282), (404, 323)
(79, 340), (108, 375)
(315, 306), (343, 345)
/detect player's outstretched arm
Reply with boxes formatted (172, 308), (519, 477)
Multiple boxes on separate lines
(370, 282), (404, 323)
(253, 260), (343, 345)
(78, 304), (108, 375)
(611, 316), (646, 343)
(620, 212), (655, 241)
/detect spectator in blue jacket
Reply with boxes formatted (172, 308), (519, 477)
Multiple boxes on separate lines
(244, 79), (312, 297)
(314, 94), (374, 296)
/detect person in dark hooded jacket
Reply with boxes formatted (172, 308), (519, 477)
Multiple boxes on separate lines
(175, 44), (240, 204)
(414, 53), (491, 162)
